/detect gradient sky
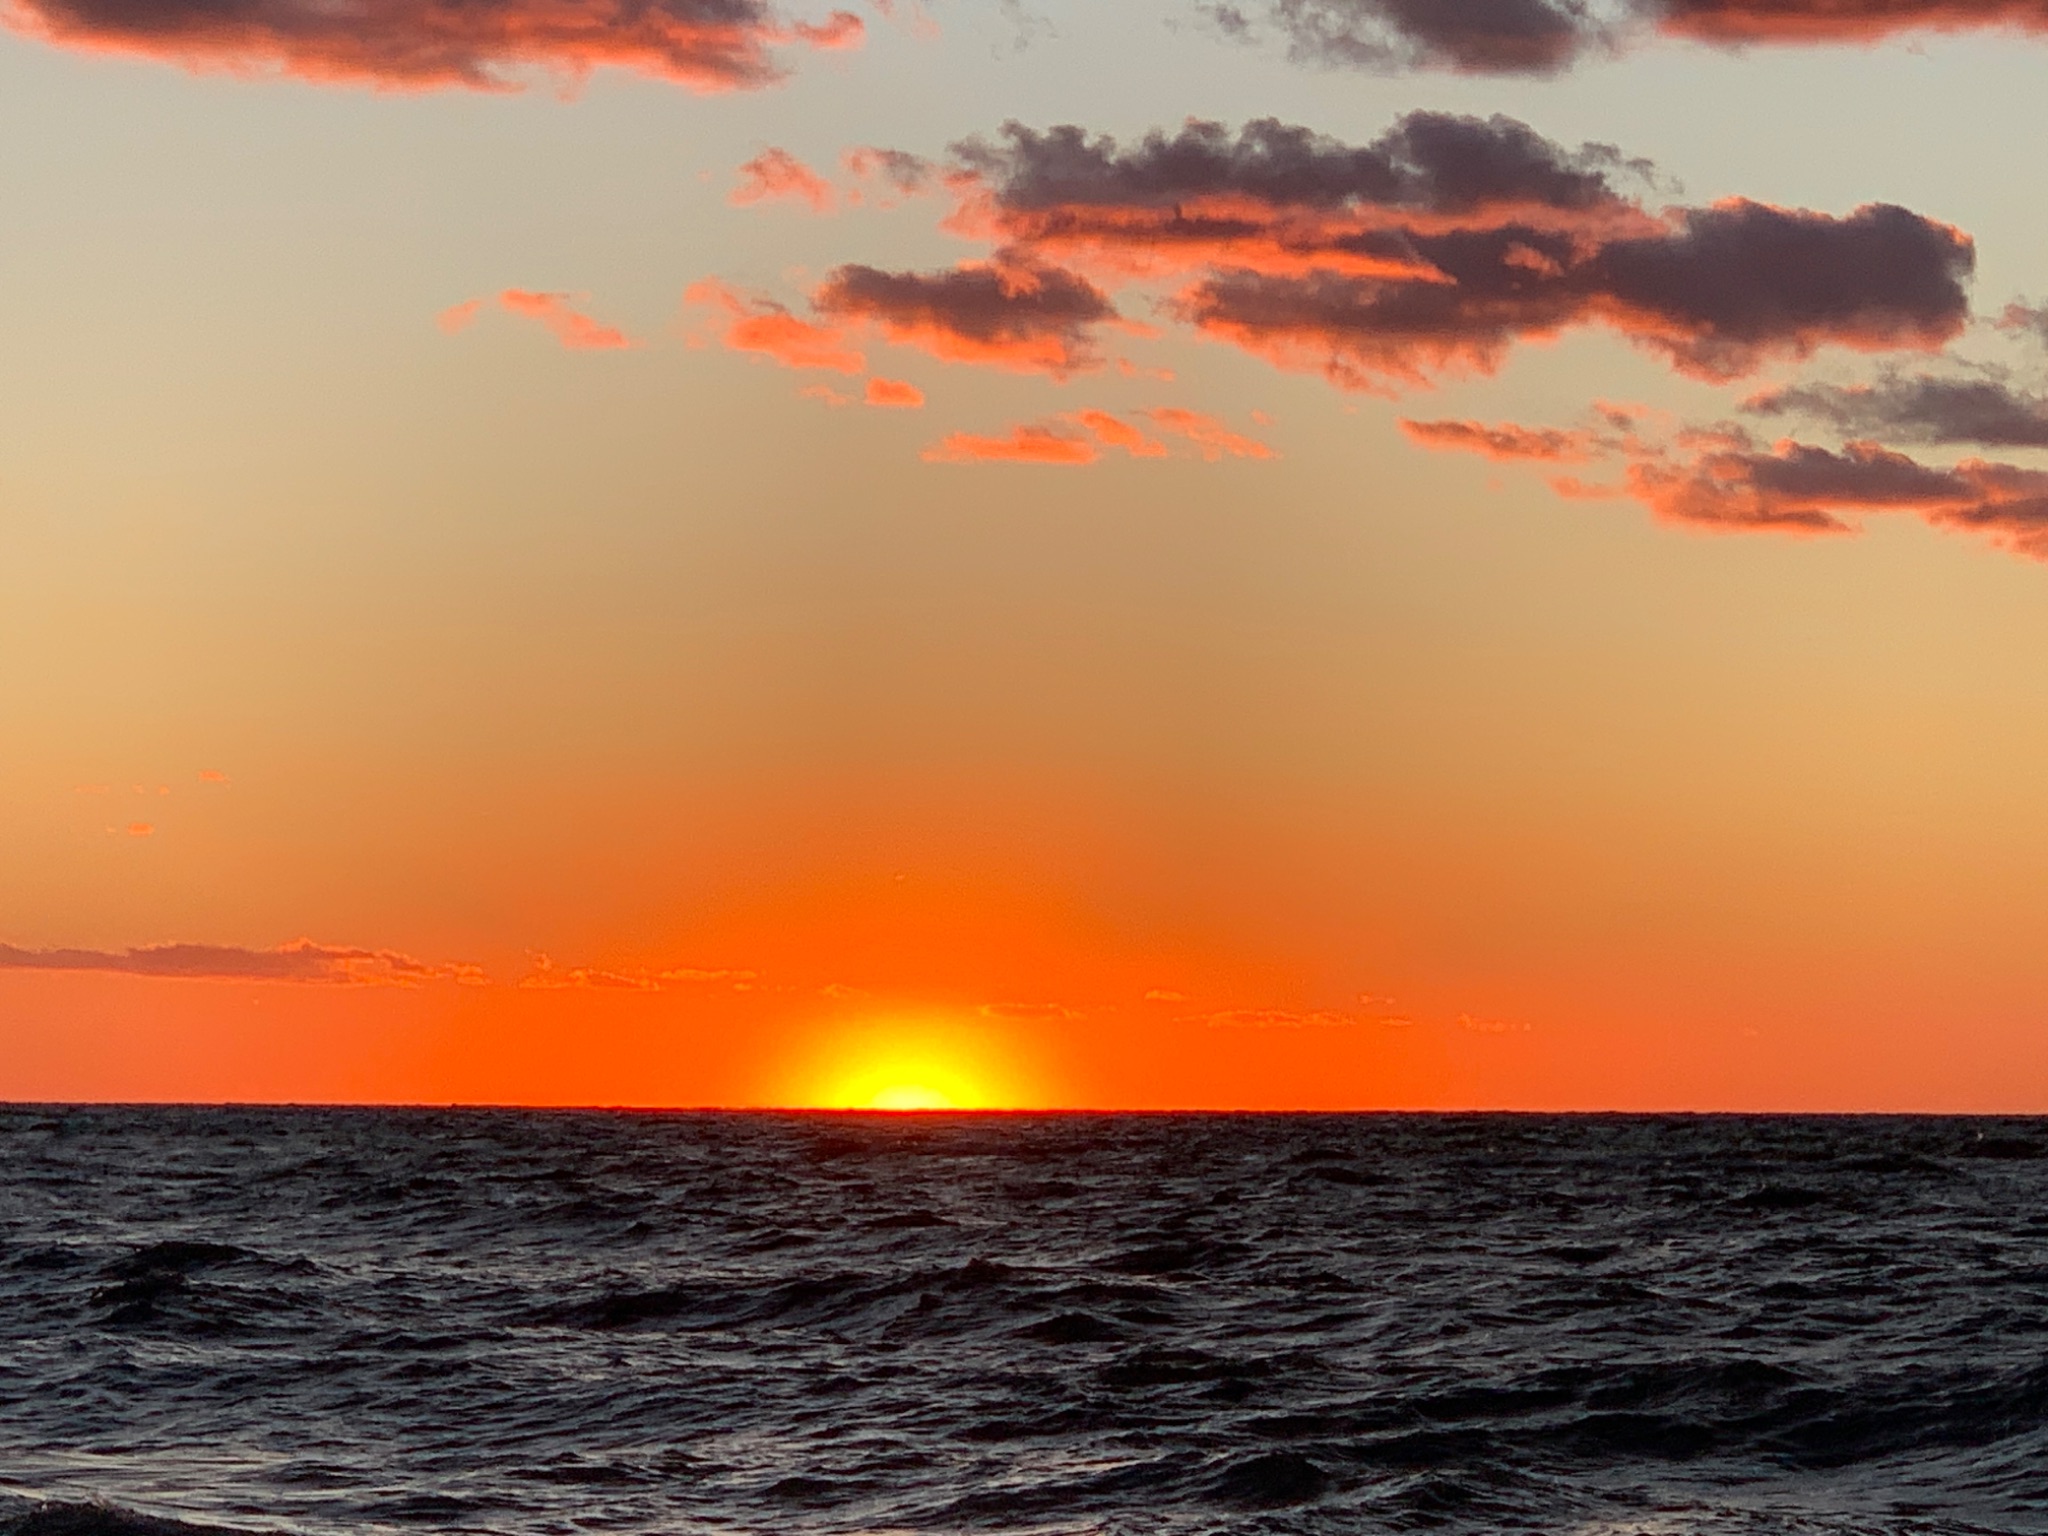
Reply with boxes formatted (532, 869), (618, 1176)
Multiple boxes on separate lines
(7, 0), (2048, 1109)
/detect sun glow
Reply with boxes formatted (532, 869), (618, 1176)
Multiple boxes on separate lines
(865, 1083), (957, 1111)
(792, 1016), (1037, 1111)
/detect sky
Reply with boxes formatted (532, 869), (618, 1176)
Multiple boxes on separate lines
(6, 0), (2048, 1109)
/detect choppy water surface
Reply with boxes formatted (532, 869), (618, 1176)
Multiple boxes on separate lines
(3, 1110), (2048, 1536)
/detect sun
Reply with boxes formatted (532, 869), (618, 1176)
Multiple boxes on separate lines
(791, 1016), (1035, 1111)
(865, 1083), (958, 1112)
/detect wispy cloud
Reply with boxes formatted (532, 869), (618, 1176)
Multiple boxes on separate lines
(730, 147), (836, 213)
(921, 406), (1271, 466)
(496, 290), (636, 350)
(518, 955), (759, 991)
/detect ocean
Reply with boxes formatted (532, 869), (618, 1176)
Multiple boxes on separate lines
(2, 1108), (2046, 1536)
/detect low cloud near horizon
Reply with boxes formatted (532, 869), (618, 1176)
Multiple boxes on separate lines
(0, 940), (488, 986)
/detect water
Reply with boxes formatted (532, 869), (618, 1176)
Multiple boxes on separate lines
(3, 1108), (2048, 1536)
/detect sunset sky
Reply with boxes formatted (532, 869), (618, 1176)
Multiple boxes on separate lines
(7, 0), (2048, 1109)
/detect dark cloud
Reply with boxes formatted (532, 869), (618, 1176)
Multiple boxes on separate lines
(1176, 200), (1970, 390)
(1627, 434), (2048, 554)
(1397, 405), (2048, 560)
(1226, 0), (2048, 74)
(1748, 369), (2048, 448)
(1227, 0), (1612, 73)
(713, 112), (1971, 403)
(3, 0), (861, 92)
(955, 112), (1646, 221)
(0, 940), (486, 985)
(1586, 200), (1975, 378)
(812, 259), (1119, 376)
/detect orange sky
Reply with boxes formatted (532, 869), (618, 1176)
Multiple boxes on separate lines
(6, 4), (2048, 1108)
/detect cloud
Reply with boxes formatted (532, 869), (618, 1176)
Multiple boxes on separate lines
(921, 423), (1101, 464)
(1218, 0), (2048, 77)
(813, 258), (1119, 376)
(1447, 407), (2048, 559)
(1177, 198), (1971, 391)
(1070, 408), (1167, 457)
(0, 939), (487, 986)
(823, 114), (1969, 395)
(1654, 0), (2048, 47)
(730, 147), (835, 213)
(919, 406), (1275, 464)
(686, 278), (865, 371)
(1998, 300), (2048, 347)
(978, 1000), (1085, 1020)
(197, 769), (230, 784)
(1746, 368), (2048, 448)
(497, 289), (635, 350)
(1624, 433), (2048, 551)
(843, 146), (943, 205)
(864, 376), (926, 407)
(1194, 1007), (1360, 1028)
(437, 298), (484, 334)
(518, 955), (759, 990)
(123, 822), (154, 837)
(1144, 406), (1276, 459)
(1, 0), (863, 92)
(951, 113), (1657, 282)
(1401, 416), (1603, 460)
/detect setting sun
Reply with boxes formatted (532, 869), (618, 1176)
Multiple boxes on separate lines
(864, 1083), (957, 1112)
(789, 1016), (1039, 1111)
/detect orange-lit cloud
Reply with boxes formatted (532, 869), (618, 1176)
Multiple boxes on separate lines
(1413, 402), (2048, 559)
(921, 423), (1100, 464)
(687, 278), (865, 372)
(864, 376), (925, 408)
(1144, 407), (1276, 459)
(197, 769), (230, 784)
(0, 938), (486, 986)
(802, 115), (1972, 395)
(0, 0), (863, 92)
(730, 147), (834, 213)
(437, 298), (484, 334)
(1400, 417), (1602, 461)
(497, 289), (635, 350)
(1656, 0), (2048, 46)
(123, 822), (153, 837)
(843, 145), (943, 206)
(519, 954), (760, 990)
(1070, 408), (1167, 457)
(813, 258), (1119, 377)
(1175, 200), (1970, 392)
(922, 407), (1281, 466)
(1624, 434), (2048, 552)
(1232, 0), (2048, 76)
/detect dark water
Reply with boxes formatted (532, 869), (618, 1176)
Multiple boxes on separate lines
(4, 1110), (2048, 1536)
